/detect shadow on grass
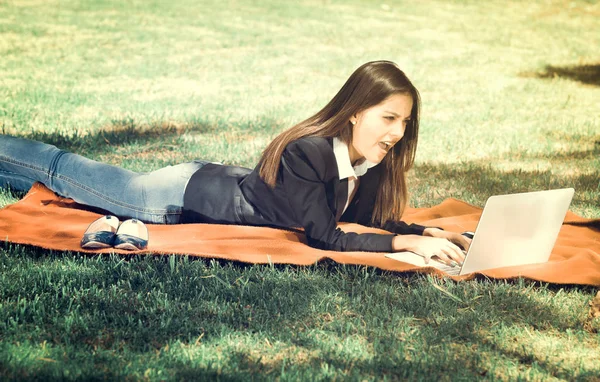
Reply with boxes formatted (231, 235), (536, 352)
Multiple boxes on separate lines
(521, 63), (600, 86)
(10, 116), (285, 158)
(414, 161), (597, 208)
(411, 143), (600, 218)
(13, 118), (212, 157)
(165, 273), (591, 379)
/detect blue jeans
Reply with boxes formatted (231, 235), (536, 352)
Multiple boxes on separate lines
(0, 134), (207, 224)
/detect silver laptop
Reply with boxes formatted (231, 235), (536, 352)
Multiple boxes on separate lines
(386, 188), (575, 276)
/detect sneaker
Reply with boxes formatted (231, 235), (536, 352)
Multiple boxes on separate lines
(113, 219), (149, 251)
(80, 215), (120, 249)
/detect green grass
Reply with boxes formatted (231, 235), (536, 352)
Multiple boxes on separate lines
(1, 0), (599, 380)
(2, 248), (599, 380)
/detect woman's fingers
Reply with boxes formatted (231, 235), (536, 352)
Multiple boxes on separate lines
(409, 236), (468, 266)
(442, 248), (462, 265)
(433, 251), (452, 265)
(422, 253), (432, 264)
(447, 242), (466, 263)
(433, 241), (465, 265)
(457, 235), (472, 252)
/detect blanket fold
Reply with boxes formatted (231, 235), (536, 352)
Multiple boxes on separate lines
(1, 183), (599, 286)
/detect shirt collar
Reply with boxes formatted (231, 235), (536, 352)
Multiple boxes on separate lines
(332, 137), (378, 180)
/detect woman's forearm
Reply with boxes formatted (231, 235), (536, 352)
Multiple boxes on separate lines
(391, 234), (423, 252)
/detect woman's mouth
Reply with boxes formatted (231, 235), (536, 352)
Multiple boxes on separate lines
(378, 141), (392, 152)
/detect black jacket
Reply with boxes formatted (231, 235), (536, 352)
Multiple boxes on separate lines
(182, 136), (426, 252)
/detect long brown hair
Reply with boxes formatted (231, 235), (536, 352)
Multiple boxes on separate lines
(258, 60), (420, 226)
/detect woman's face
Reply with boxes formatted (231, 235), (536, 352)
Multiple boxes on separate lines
(349, 93), (413, 165)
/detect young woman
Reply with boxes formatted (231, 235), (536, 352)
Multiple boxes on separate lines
(0, 61), (469, 265)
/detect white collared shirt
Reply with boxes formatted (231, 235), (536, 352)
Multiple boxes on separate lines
(332, 137), (378, 214)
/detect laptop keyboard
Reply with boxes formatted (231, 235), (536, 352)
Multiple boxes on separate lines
(437, 263), (461, 276)
(438, 248), (469, 276)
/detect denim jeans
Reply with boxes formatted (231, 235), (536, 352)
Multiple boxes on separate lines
(0, 134), (207, 224)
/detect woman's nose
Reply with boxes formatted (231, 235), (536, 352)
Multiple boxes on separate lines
(390, 122), (406, 138)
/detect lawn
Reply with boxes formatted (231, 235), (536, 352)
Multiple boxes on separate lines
(1, 0), (599, 380)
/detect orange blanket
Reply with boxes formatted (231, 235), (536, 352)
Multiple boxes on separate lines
(1, 183), (599, 286)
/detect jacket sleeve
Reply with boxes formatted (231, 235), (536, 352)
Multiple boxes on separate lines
(280, 139), (395, 252)
(381, 220), (428, 236)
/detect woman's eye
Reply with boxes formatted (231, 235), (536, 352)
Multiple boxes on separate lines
(384, 116), (395, 121)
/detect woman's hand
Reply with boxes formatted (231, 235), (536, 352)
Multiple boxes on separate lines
(392, 231), (468, 266)
(423, 228), (472, 253)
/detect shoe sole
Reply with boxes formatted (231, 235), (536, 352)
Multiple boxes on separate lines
(81, 241), (113, 249)
(114, 242), (142, 251)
